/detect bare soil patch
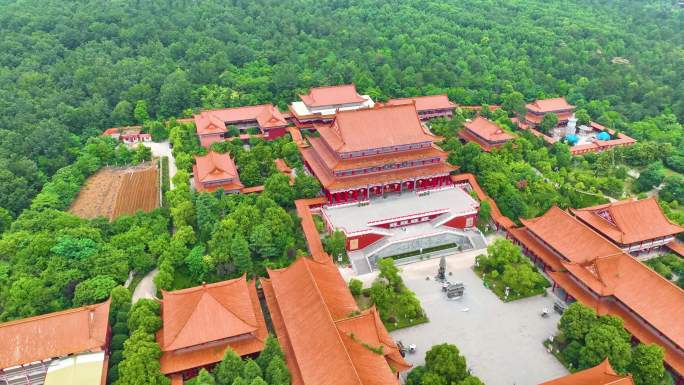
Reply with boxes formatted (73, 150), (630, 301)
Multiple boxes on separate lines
(70, 163), (159, 220)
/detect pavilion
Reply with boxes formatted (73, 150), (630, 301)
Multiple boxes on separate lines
(458, 116), (515, 151)
(156, 276), (268, 383)
(571, 197), (684, 254)
(300, 103), (457, 205)
(192, 151), (243, 193)
(385, 94), (457, 120)
(261, 256), (411, 385)
(288, 84), (375, 126)
(194, 104), (288, 146)
(0, 300), (111, 385)
(522, 97), (576, 128)
(508, 206), (684, 380)
(539, 359), (634, 385)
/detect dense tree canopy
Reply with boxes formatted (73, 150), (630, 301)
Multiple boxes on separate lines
(0, 0), (683, 215)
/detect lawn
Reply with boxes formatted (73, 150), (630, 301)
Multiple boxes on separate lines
(472, 265), (550, 302)
(353, 289), (429, 331)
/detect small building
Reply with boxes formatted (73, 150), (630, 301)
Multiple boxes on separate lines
(321, 186), (484, 273)
(539, 359), (634, 385)
(194, 104), (288, 147)
(192, 151), (244, 193)
(157, 276), (268, 383)
(102, 126), (151, 144)
(262, 256), (411, 385)
(0, 300), (111, 385)
(288, 84), (374, 126)
(508, 206), (684, 380)
(523, 97), (576, 128)
(572, 197), (684, 254)
(300, 103), (457, 205)
(386, 94), (457, 120)
(459, 117), (515, 151)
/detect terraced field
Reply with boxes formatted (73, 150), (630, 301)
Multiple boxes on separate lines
(69, 163), (159, 220)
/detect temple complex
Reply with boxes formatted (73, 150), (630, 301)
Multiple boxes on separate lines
(572, 197), (684, 254)
(508, 206), (684, 380)
(458, 116), (515, 151)
(156, 276), (268, 383)
(192, 151), (243, 193)
(288, 84), (374, 126)
(262, 256), (411, 385)
(194, 104), (288, 146)
(300, 103), (457, 205)
(386, 94), (457, 120)
(539, 359), (634, 385)
(0, 300), (111, 385)
(522, 97), (576, 128)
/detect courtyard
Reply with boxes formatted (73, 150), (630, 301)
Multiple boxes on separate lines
(345, 247), (568, 385)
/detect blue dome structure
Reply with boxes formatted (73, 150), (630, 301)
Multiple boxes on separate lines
(596, 132), (611, 141)
(564, 134), (579, 145)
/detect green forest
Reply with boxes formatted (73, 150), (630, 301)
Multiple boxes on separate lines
(1, 0), (683, 216)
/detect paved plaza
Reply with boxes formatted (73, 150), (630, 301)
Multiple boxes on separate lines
(345, 248), (568, 385)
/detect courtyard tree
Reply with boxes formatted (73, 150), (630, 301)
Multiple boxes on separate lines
(323, 230), (347, 261)
(230, 235), (253, 277)
(578, 323), (632, 373)
(540, 113), (559, 134)
(628, 344), (665, 385)
(559, 302), (598, 342)
(213, 348), (244, 385)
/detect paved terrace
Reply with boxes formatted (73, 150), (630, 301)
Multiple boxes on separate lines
(322, 186), (478, 233)
(346, 250), (568, 385)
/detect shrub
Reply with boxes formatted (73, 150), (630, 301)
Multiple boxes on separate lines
(348, 278), (363, 296)
(110, 334), (128, 351)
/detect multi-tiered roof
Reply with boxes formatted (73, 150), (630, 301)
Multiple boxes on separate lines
(300, 103), (456, 192)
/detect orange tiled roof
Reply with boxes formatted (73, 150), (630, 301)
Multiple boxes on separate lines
(550, 268), (684, 375)
(302, 145), (456, 191)
(316, 104), (437, 153)
(193, 151), (241, 185)
(464, 117), (515, 143)
(520, 206), (624, 264)
(539, 359), (634, 385)
(526, 97), (575, 113)
(299, 85), (366, 108)
(295, 198), (328, 260)
(194, 104), (287, 135)
(262, 257), (409, 385)
(572, 197), (684, 245)
(308, 136), (449, 172)
(386, 94), (456, 111)
(667, 240), (684, 257)
(524, 111), (574, 124)
(562, 254), (684, 350)
(508, 227), (564, 271)
(0, 300), (110, 369)
(157, 277), (267, 374)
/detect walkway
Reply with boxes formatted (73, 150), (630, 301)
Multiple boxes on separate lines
(389, 253), (568, 385)
(142, 141), (177, 189)
(132, 268), (158, 302)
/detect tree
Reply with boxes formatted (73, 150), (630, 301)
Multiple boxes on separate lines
(231, 235), (253, 276)
(159, 69), (193, 117)
(242, 360), (262, 382)
(629, 344), (665, 385)
(579, 323), (632, 373)
(348, 278), (363, 296)
(134, 100), (150, 123)
(73, 275), (118, 306)
(559, 302), (597, 342)
(293, 173), (321, 199)
(195, 369), (216, 385)
(214, 348), (244, 385)
(249, 224), (278, 259)
(540, 113), (559, 133)
(458, 376), (485, 385)
(501, 91), (526, 117)
(265, 356), (290, 385)
(264, 173), (294, 208)
(256, 335), (285, 371)
(424, 343), (468, 384)
(231, 378), (248, 385)
(575, 108), (592, 126)
(635, 162), (665, 193)
(323, 230), (346, 261)
(112, 100), (133, 126)
(248, 378), (267, 385)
